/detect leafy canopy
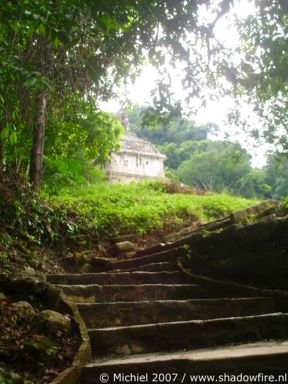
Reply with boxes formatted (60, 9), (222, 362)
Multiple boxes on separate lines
(224, 1), (288, 152)
(1, 0), (288, 189)
(0, 0), (236, 181)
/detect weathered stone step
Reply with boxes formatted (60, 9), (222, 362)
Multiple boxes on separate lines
(106, 247), (185, 271)
(48, 271), (190, 285)
(88, 313), (288, 355)
(118, 262), (178, 272)
(77, 297), (286, 328)
(82, 341), (288, 383)
(58, 284), (213, 303)
(57, 279), (265, 303)
(135, 217), (234, 258)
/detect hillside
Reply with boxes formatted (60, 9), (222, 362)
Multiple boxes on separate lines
(0, 176), (257, 275)
(47, 182), (258, 242)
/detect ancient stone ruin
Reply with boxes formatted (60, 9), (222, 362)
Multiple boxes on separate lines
(104, 112), (166, 183)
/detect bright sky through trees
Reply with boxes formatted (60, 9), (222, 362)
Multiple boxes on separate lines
(101, 0), (271, 168)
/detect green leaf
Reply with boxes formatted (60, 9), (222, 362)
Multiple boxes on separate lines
(38, 24), (46, 36)
(54, 36), (61, 49)
(24, 76), (38, 89)
(100, 15), (114, 31)
(9, 131), (17, 145)
(88, 68), (100, 83)
(12, 109), (18, 120)
(1, 125), (10, 139)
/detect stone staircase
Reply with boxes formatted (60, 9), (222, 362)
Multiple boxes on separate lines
(48, 246), (288, 384)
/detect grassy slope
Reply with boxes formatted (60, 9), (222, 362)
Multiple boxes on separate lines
(1, 179), (257, 275)
(46, 182), (258, 237)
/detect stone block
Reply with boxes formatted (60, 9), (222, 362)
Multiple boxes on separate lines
(33, 309), (71, 335)
(109, 241), (135, 255)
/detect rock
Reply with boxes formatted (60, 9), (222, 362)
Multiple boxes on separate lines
(109, 241), (135, 255)
(0, 292), (6, 300)
(13, 300), (33, 309)
(13, 300), (36, 316)
(116, 241), (135, 252)
(114, 345), (131, 354)
(79, 263), (94, 273)
(33, 309), (71, 335)
(73, 252), (89, 267)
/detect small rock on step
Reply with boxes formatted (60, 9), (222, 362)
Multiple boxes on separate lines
(109, 241), (135, 256)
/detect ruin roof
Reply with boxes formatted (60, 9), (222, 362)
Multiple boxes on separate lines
(120, 131), (166, 159)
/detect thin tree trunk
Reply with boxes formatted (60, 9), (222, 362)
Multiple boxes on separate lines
(29, 91), (47, 191)
(0, 140), (4, 170)
(0, 124), (4, 173)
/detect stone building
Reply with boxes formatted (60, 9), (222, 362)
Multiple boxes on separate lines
(105, 113), (166, 183)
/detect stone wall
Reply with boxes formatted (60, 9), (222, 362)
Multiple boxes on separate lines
(107, 151), (165, 183)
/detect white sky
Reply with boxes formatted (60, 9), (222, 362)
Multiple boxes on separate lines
(100, 0), (271, 168)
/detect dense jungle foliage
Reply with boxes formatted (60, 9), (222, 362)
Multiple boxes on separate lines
(128, 106), (288, 200)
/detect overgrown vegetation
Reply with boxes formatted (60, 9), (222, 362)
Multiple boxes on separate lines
(46, 181), (257, 237)
(0, 173), (98, 274)
(0, 175), (257, 274)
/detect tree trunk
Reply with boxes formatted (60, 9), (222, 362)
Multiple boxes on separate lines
(29, 91), (47, 191)
(0, 143), (5, 172)
(0, 140), (4, 170)
(0, 124), (4, 173)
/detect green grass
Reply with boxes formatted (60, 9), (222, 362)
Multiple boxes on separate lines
(45, 182), (258, 237)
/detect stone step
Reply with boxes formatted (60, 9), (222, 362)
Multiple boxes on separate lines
(58, 284), (215, 303)
(135, 218), (232, 258)
(57, 279), (264, 303)
(106, 247), (185, 271)
(48, 271), (190, 285)
(77, 297), (287, 328)
(88, 312), (288, 356)
(118, 262), (178, 272)
(82, 341), (288, 383)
